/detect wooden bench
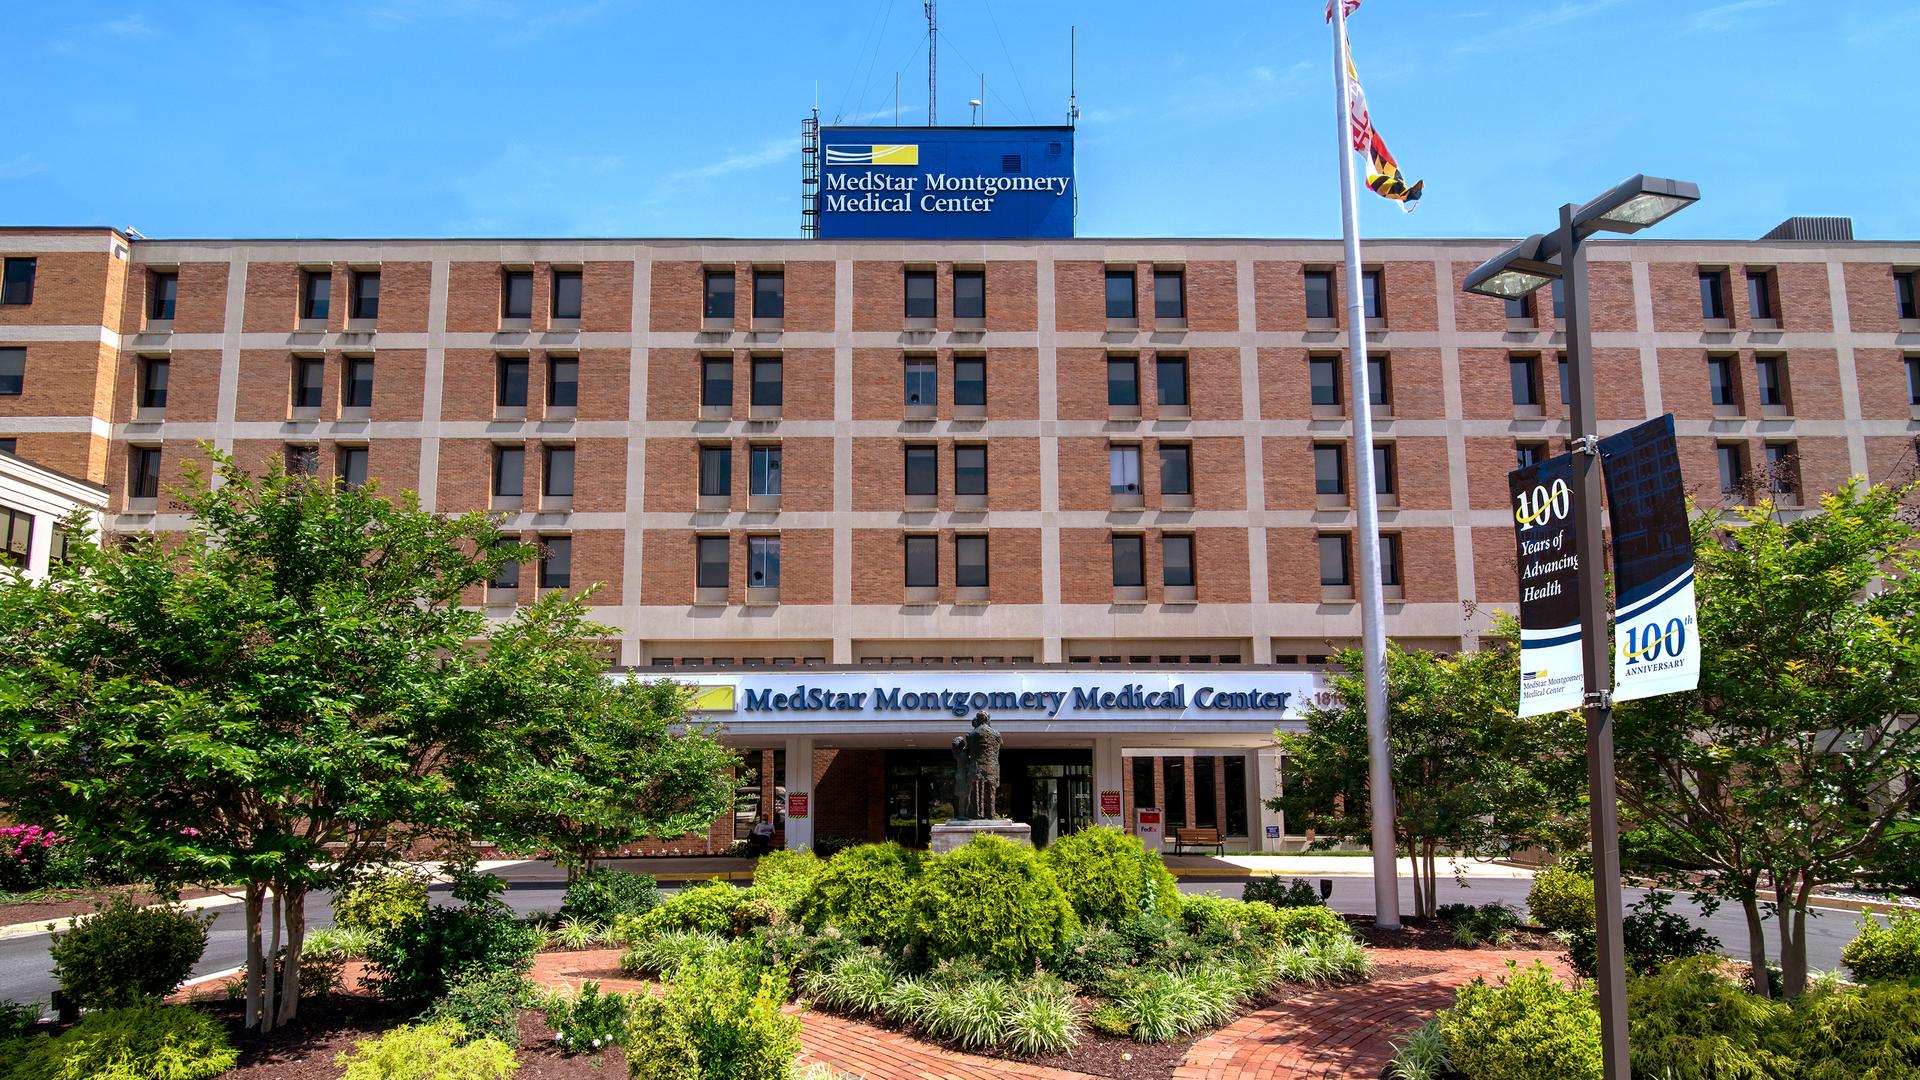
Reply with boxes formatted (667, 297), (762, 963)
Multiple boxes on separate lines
(1169, 826), (1224, 855)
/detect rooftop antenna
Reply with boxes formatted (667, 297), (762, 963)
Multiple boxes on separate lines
(925, 0), (936, 125)
(969, 97), (982, 125)
(1068, 26), (1079, 127)
(975, 74), (985, 125)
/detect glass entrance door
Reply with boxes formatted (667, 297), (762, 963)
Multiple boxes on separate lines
(884, 752), (956, 849)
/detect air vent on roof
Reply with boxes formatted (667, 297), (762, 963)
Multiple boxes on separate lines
(1761, 216), (1854, 241)
(1002, 154), (1022, 174)
(1048, 142), (1062, 157)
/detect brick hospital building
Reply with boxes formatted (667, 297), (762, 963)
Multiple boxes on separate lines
(0, 219), (1915, 852)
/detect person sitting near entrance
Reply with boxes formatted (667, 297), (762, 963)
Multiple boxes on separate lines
(747, 817), (776, 855)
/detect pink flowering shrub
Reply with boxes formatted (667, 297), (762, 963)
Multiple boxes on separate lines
(0, 824), (66, 892)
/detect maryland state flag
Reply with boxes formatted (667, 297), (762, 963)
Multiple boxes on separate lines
(1341, 29), (1424, 212)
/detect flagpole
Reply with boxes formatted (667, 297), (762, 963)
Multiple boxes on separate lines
(1333, 0), (1402, 931)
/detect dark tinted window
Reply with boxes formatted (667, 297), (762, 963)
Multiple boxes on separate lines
(1162, 534), (1194, 588)
(703, 270), (735, 319)
(1318, 534), (1350, 586)
(491, 540), (520, 590)
(1755, 357), (1784, 407)
(1367, 355), (1389, 408)
(1558, 354), (1570, 406)
(1, 258), (35, 305)
(1314, 445), (1344, 495)
(1708, 356), (1735, 406)
(351, 270), (380, 319)
(956, 535), (988, 588)
(1156, 356), (1188, 407)
(548, 357), (578, 408)
(140, 357), (169, 410)
(493, 446), (525, 496)
(953, 270), (985, 320)
(544, 446), (575, 497)
(149, 272), (178, 320)
(1718, 444), (1744, 495)
(539, 536), (571, 589)
(1908, 357), (1920, 406)
(904, 535), (937, 588)
(497, 357), (529, 407)
(1515, 442), (1543, 469)
(1153, 270), (1184, 320)
(0, 348), (24, 396)
(699, 445), (731, 498)
(1107, 356), (1138, 407)
(904, 445), (937, 496)
(1766, 443), (1796, 496)
(502, 270), (533, 319)
(1224, 756), (1248, 836)
(1551, 277), (1566, 319)
(749, 536), (780, 588)
(954, 357), (986, 406)
(701, 357), (732, 407)
(130, 447), (162, 499)
(294, 358), (324, 409)
(954, 445), (986, 496)
(750, 445), (781, 495)
(904, 357), (935, 406)
(1699, 270), (1726, 320)
(1509, 356), (1539, 406)
(1374, 444), (1395, 496)
(345, 357), (374, 409)
(1305, 270), (1334, 319)
(696, 535), (729, 589)
(1104, 269), (1136, 320)
(1159, 444), (1191, 496)
(302, 271), (331, 320)
(1504, 294), (1531, 320)
(1380, 534), (1401, 588)
(286, 445), (319, 476)
(338, 446), (368, 488)
(751, 357), (782, 407)
(753, 270), (784, 320)
(1899, 272), (1919, 321)
(904, 270), (937, 319)
(1111, 535), (1144, 587)
(1362, 270), (1384, 320)
(1310, 356), (1340, 406)
(552, 270), (583, 319)
(1746, 271), (1772, 321)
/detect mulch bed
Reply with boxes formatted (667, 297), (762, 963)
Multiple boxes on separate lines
(1021, 1029), (1196, 1078)
(0, 884), (228, 927)
(1350, 915), (1561, 954)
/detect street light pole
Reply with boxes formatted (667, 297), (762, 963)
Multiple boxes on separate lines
(1556, 203), (1630, 1078)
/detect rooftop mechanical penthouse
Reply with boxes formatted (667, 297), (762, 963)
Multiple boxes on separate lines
(0, 218), (1915, 853)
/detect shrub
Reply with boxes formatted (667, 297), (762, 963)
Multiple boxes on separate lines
(618, 881), (763, 942)
(0, 999), (41, 1039)
(4, 1002), (237, 1080)
(748, 850), (822, 915)
(621, 928), (730, 977)
(1386, 1018), (1449, 1080)
(1039, 826), (1180, 925)
(794, 842), (921, 947)
(913, 835), (1077, 975)
(1004, 975), (1082, 1056)
(1568, 892), (1719, 979)
(543, 981), (632, 1056)
(46, 897), (212, 1009)
(1181, 893), (1287, 948)
(1112, 969), (1221, 1042)
(365, 872), (543, 1005)
(558, 868), (661, 926)
(923, 977), (1011, 1049)
(1049, 925), (1137, 988)
(1088, 1003), (1132, 1037)
(627, 954), (802, 1080)
(1269, 904), (1352, 946)
(799, 949), (896, 1016)
(334, 869), (431, 937)
(1842, 908), (1920, 984)
(550, 916), (599, 951)
(0, 825), (67, 893)
(1527, 864), (1596, 933)
(1243, 876), (1325, 908)
(1624, 956), (1791, 1080)
(304, 925), (378, 959)
(1785, 981), (1920, 1080)
(1438, 902), (1525, 946)
(1437, 961), (1601, 1080)
(335, 1019), (518, 1080)
(424, 969), (534, 1048)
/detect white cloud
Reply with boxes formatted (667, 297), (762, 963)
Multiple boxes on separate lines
(1691, 0), (1780, 31)
(0, 156), (47, 180)
(101, 14), (156, 35)
(663, 136), (796, 186)
(1449, 0), (1625, 55)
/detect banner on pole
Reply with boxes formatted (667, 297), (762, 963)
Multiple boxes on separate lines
(1509, 453), (1585, 716)
(1599, 414), (1700, 703)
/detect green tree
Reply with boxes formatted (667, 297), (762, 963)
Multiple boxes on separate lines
(1273, 632), (1584, 918)
(1614, 478), (1920, 998)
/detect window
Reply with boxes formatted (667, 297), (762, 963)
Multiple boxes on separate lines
(954, 269), (985, 320)
(1164, 757), (1187, 828)
(0, 439), (15, 455)
(752, 270), (784, 320)
(1163, 534), (1195, 588)
(551, 269), (582, 320)
(539, 536), (571, 589)
(1367, 355), (1390, 408)
(1154, 269), (1185, 320)
(954, 445), (987, 497)
(1156, 356), (1188, 408)
(1305, 270), (1335, 320)
(1374, 444), (1396, 497)
(149, 271), (178, 321)
(1224, 755), (1248, 836)
(1504, 294), (1531, 320)
(748, 536), (780, 589)
(904, 356), (936, 407)
(1755, 356), (1785, 408)
(286, 445), (319, 477)
(904, 269), (936, 319)
(1105, 269), (1137, 320)
(1159, 444), (1191, 496)
(1, 258), (35, 305)
(139, 357), (169, 410)
(1766, 443), (1797, 498)
(1510, 355), (1540, 407)
(1310, 356), (1341, 407)
(905, 534), (938, 588)
(1899, 271), (1919, 321)
(697, 535), (729, 589)
(502, 270), (533, 319)
(1746, 271), (1773, 322)
(1107, 355), (1139, 407)
(1551, 277), (1566, 319)
(1708, 355), (1736, 407)
(1318, 533), (1351, 587)
(1700, 270), (1727, 321)
(293, 358), (324, 409)
(344, 357), (374, 410)
(1717, 443), (1745, 496)
(544, 445), (575, 497)
(493, 446), (525, 497)
(703, 269), (735, 319)
(954, 356), (986, 407)
(0, 348), (22, 397)
(701, 356), (732, 408)
(1515, 442), (1545, 469)
(1194, 756), (1217, 829)
(130, 447), (162, 500)
(956, 535), (988, 588)
(1362, 269), (1384, 320)
(548, 357), (578, 409)
(904, 445), (937, 497)
(1908, 356), (1920, 406)
(1558, 354), (1570, 407)
(490, 540), (520, 590)
(1112, 534), (1145, 587)
(350, 270), (380, 319)
(301, 270), (331, 321)
(1313, 445), (1345, 496)
(751, 356), (782, 408)
(699, 445), (731, 498)
(1109, 445), (1142, 496)
(338, 446), (368, 488)
(1380, 533), (1401, 589)
(497, 357), (529, 408)
(750, 445), (781, 496)
(0, 507), (30, 567)
(1132, 757), (1155, 812)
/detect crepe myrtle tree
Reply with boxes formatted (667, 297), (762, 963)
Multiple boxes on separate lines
(1273, 627), (1586, 918)
(1613, 478), (1920, 998)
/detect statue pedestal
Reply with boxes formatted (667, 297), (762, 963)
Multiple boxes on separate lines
(929, 819), (1032, 854)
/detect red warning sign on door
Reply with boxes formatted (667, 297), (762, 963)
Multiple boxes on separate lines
(787, 793), (809, 818)
(1100, 790), (1122, 816)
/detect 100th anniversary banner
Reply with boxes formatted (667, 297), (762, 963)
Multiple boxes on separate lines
(1510, 453), (1585, 716)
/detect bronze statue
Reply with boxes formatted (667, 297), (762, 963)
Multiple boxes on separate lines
(950, 711), (1003, 820)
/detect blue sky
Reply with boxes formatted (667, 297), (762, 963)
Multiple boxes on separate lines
(5, 1), (1911, 241)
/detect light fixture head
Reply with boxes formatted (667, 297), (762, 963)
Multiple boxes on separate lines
(1462, 233), (1560, 299)
(1575, 174), (1701, 235)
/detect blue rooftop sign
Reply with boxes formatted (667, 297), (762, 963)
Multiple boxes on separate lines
(815, 126), (1075, 240)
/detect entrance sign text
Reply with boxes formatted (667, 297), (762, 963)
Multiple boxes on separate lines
(816, 126), (1075, 240)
